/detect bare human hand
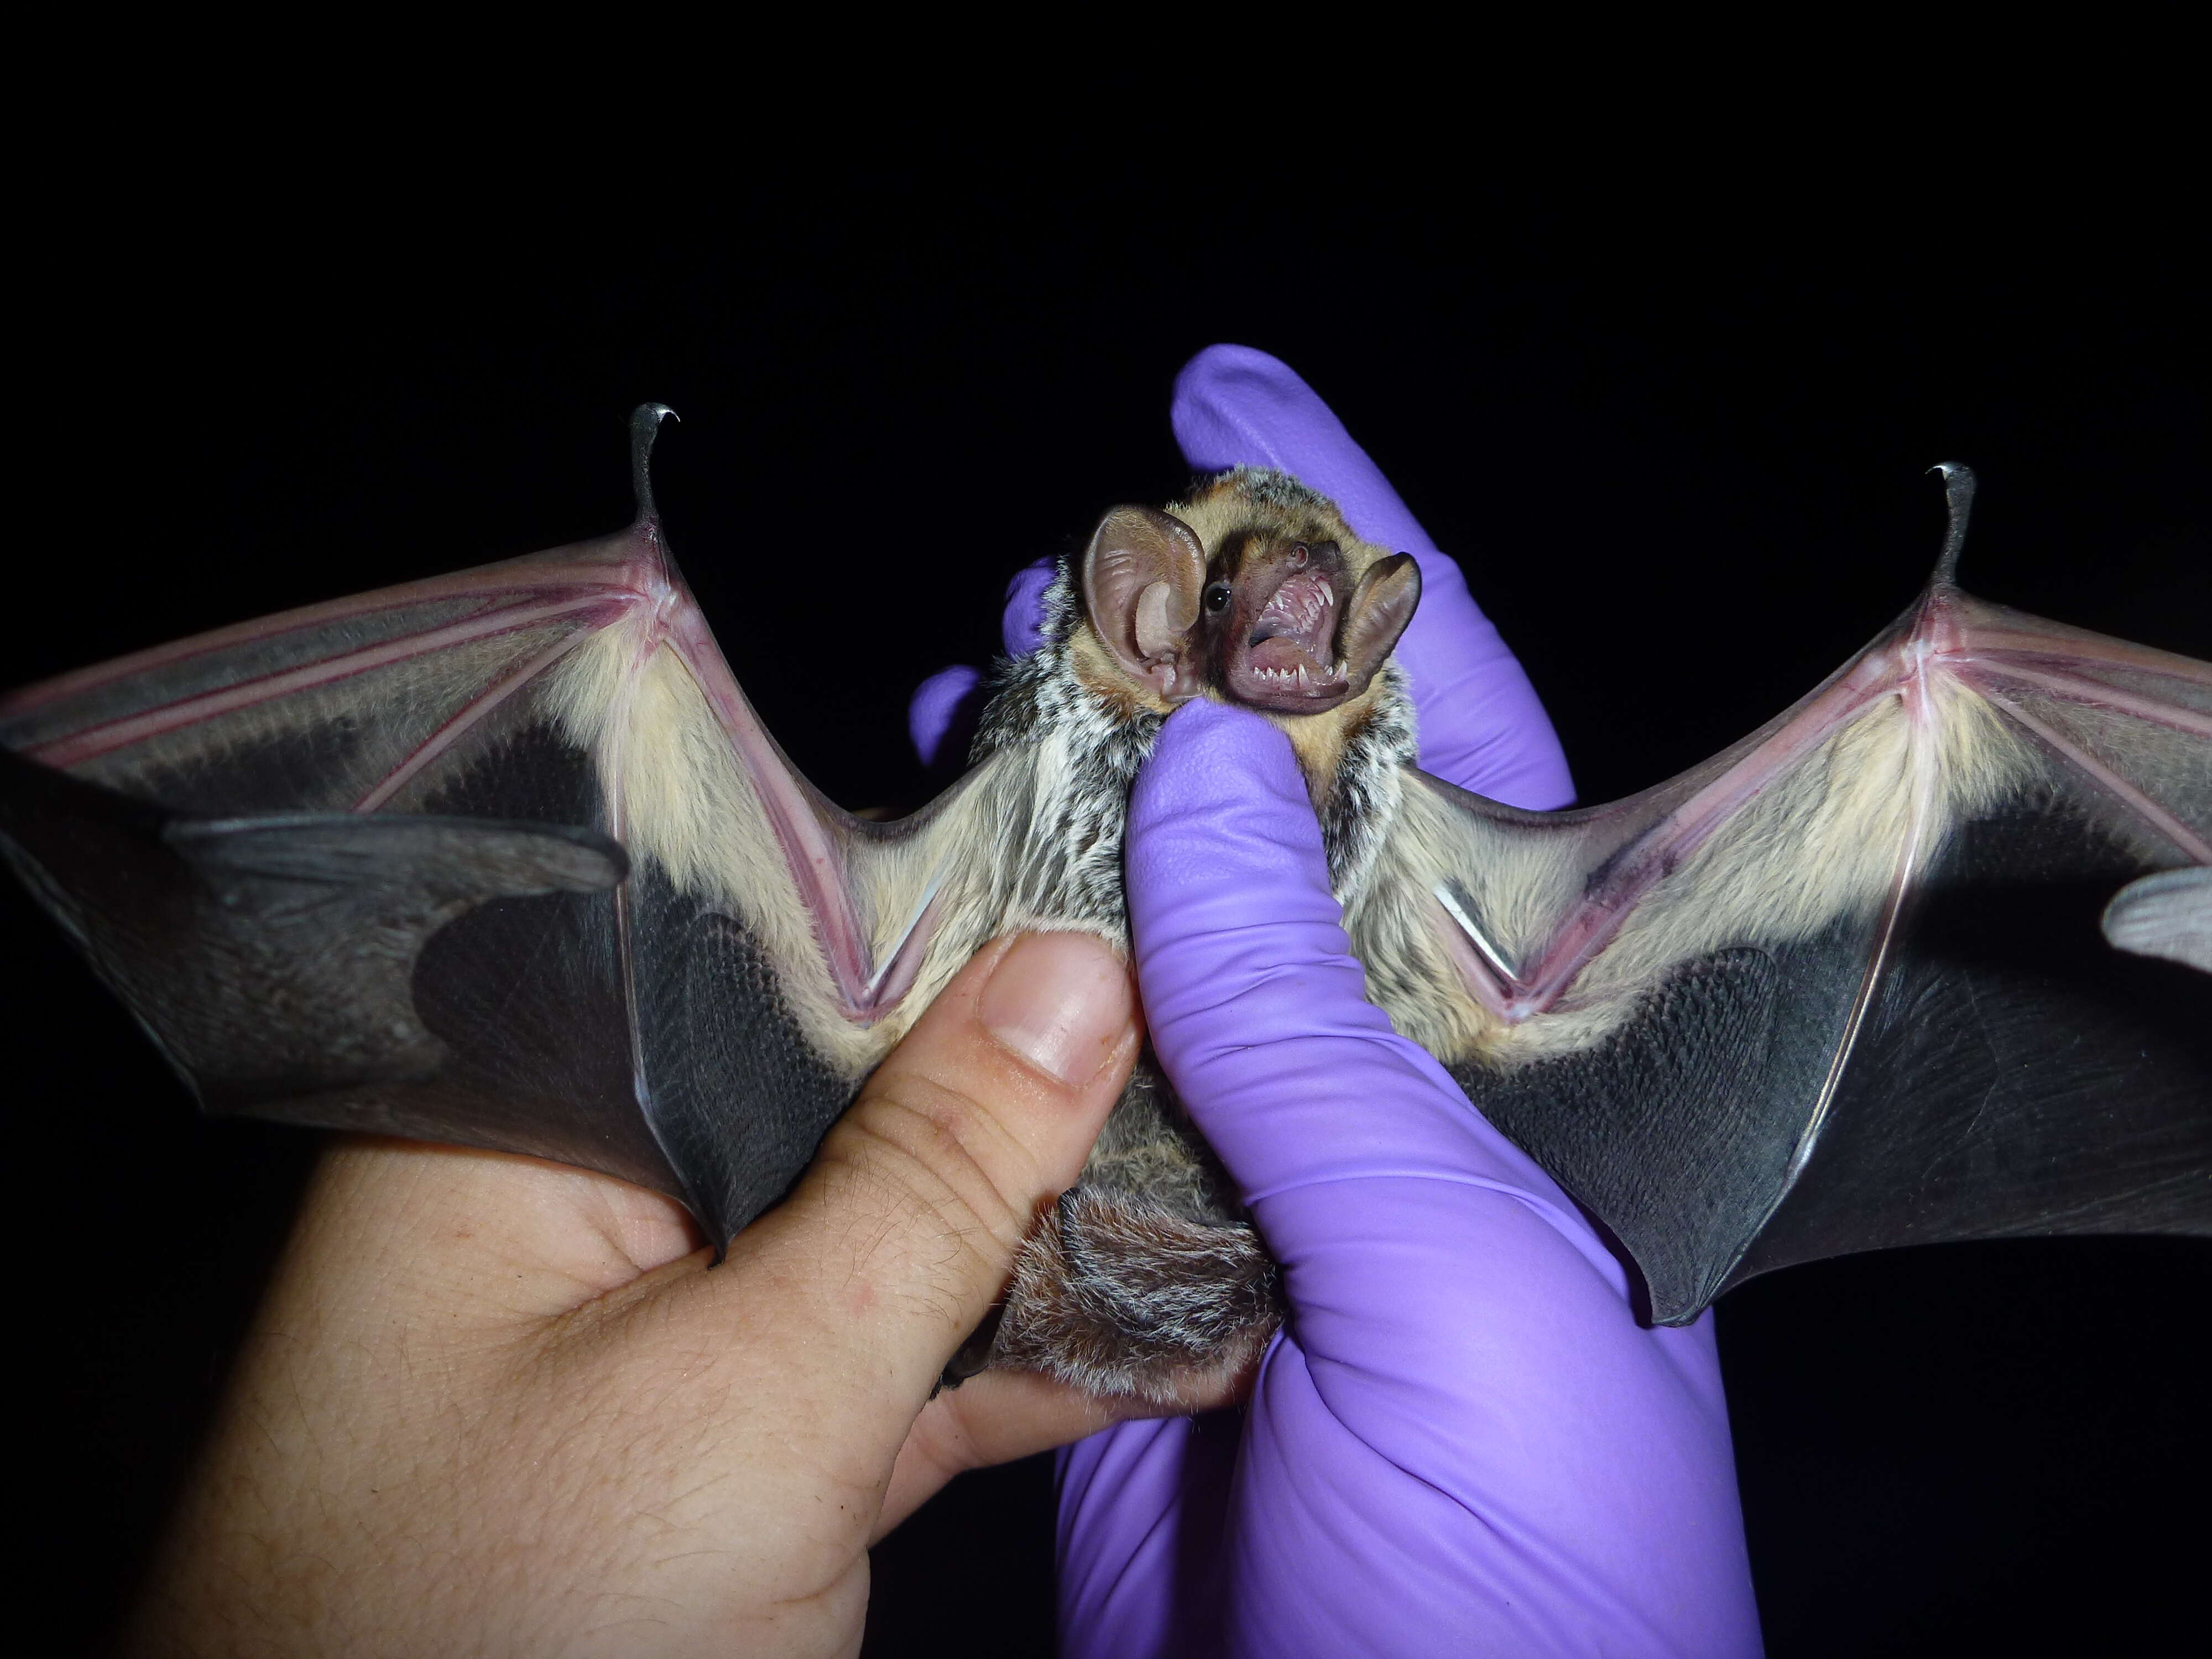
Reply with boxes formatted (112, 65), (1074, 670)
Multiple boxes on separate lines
(129, 930), (1152, 1658)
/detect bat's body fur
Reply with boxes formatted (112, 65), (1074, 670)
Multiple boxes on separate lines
(539, 468), (1423, 1399)
(958, 473), (1423, 1398)
(917, 474), (2207, 1398)
(4, 427), (2205, 1402)
(301, 467), (2212, 1401)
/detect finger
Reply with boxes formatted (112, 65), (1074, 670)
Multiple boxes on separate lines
(1001, 555), (1058, 656)
(2103, 865), (2212, 972)
(1057, 1415), (1243, 1659)
(1127, 701), (1599, 1261)
(874, 1370), (1165, 1541)
(908, 557), (1060, 768)
(1171, 342), (1574, 808)
(910, 663), (984, 766)
(726, 931), (1140, 1417)
(877, 1307), (1259, 1541)
(1124, 704), (1743, 1579)
(241, 1138), (708, 1351)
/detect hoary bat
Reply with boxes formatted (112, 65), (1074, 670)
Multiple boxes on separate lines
(2, 409), (2206, 1404)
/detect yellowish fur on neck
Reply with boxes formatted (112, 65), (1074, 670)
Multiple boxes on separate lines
(1068, 468), (1408, 807)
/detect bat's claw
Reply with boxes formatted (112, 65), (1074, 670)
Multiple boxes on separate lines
(1927, 461), (1976, 586)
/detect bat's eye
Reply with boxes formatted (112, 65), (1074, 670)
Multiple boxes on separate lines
(1204, 582), (1232, 613)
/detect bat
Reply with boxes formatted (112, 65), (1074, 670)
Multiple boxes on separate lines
(3, 408), (2206, 1405)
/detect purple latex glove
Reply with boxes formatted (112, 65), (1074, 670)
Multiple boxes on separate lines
(1168, 343), (1574, 810)
(1058, 703), (1760, 1656)
(909, 347), (1755, 1652)
(909, 565), (1060, 767)
(1058, 349), (1753, 1655)
(910, 345), (1571, 808)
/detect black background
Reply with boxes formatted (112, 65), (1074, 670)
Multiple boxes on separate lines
(15, 149), (2206, 1656)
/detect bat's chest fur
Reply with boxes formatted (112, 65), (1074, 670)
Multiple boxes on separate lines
(957, 622), (1417, 1401)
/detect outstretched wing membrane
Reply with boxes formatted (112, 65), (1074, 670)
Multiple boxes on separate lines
(1384, 569), (2212, 1323)
(0, 409), (984, 1243)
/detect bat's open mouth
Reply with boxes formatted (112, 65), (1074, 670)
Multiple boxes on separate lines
(1239, 569), (1349, 700)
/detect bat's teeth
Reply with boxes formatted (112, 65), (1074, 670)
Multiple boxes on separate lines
(1259, 572), (1335, 641)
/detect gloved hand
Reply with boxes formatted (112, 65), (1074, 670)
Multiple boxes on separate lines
(1063, 695), (1760, 1656)
(912, 345), (1575, 812)
(1063, 348), (1756, 1656)
(1165, 343), (1574, 811)
(914, 346), (1759, 1656)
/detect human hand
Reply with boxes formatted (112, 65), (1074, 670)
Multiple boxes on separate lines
(1059, 703), (1759, 1656)
(128, 931), (1147, 1658)
(1041, 347), (1756, 1656)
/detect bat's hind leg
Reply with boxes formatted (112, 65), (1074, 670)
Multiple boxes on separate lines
(959, 1059), (1281, 1405)
(985, 1190), (1279, 1405)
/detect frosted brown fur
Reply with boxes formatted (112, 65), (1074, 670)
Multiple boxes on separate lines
(958, 486), (2211, 1398)
(540, 469), (1413, 1399)
(991, 1190), (1280, 1406)
(9, 451), (2204, 1404)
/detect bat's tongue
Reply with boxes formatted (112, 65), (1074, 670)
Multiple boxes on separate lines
(1248, 571), (1338, 677)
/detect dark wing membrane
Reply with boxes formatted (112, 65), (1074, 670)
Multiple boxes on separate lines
(0, 747), (671, 1193)
(0, 419), (984, 1243)
(1381, 583), (2211, 1323)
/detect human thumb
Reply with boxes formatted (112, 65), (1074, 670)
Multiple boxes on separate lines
(756, 931), (1140, 1404)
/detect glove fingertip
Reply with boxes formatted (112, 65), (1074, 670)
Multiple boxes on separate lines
(1170, 345), (1436, 560)
(1171, 342), (1296, 474)
(1126, 702), (1340, 952)
(909, 664), (984, 768)
(1003, 558), (1058, 658)
(1129, 701), (1311, 843)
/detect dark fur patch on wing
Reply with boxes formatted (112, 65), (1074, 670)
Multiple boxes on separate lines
(1454, 947), (1791, 1322)
(630, 868), (859, 1245)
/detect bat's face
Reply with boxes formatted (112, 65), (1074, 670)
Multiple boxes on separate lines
(1072, 468), (1420, 727)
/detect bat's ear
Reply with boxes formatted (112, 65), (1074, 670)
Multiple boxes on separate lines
(1082, 505), (1208, 700)
(1339, 553), (1422, 692)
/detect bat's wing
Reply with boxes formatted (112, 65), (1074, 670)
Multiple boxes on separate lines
(1381, 482), (2210, 1323)
(0, 408), (998, 1244)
